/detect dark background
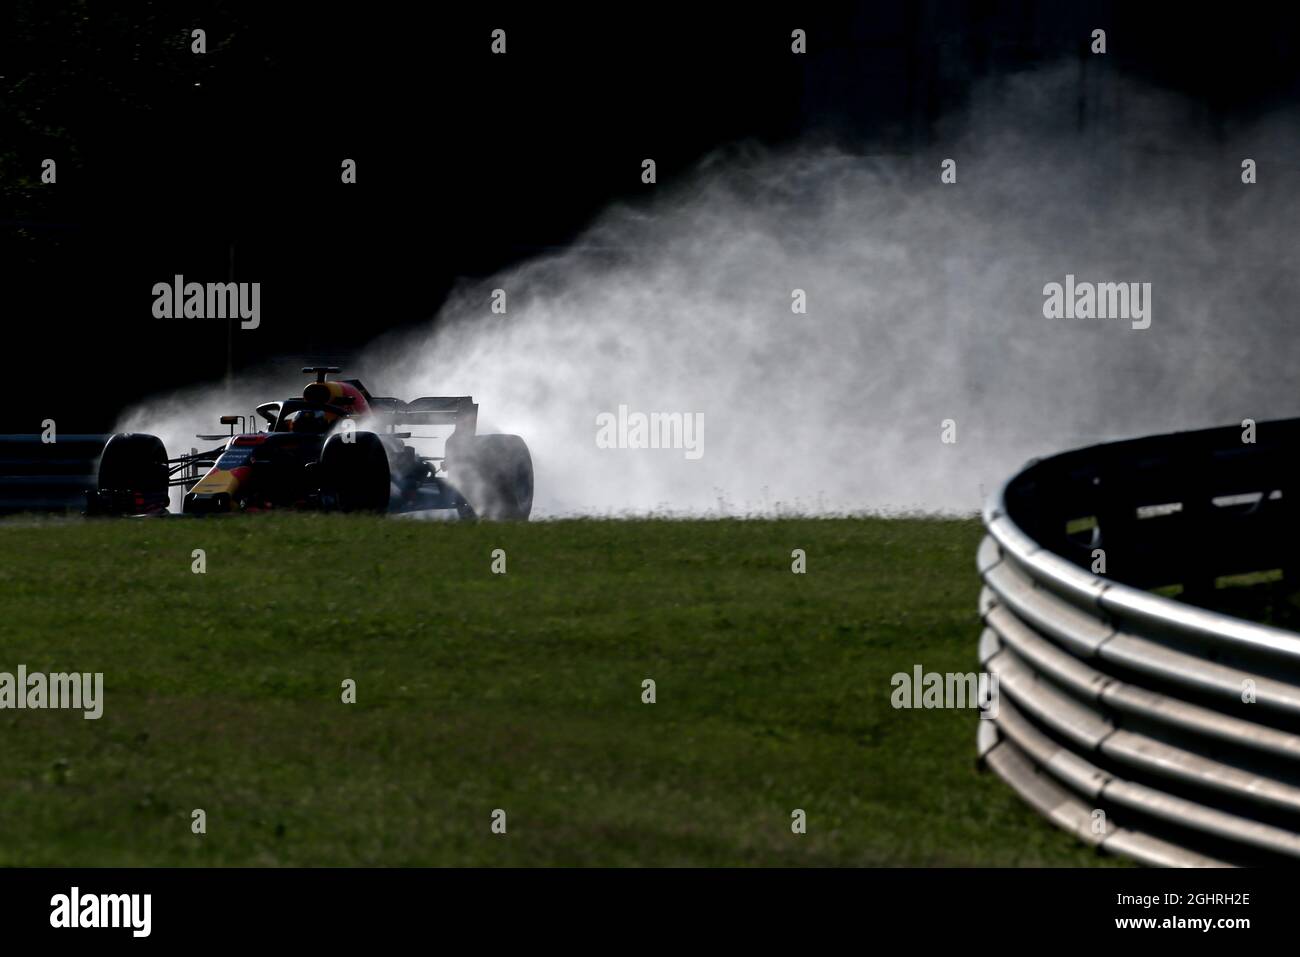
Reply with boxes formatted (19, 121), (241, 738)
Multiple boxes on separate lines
(4, 1), (1300, 431)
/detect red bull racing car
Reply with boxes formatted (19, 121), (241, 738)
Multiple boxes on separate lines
(86, 367), (533, 519)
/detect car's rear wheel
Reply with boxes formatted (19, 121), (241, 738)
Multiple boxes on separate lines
(451, 434), (533, 520)
(320, 431), (391, 512)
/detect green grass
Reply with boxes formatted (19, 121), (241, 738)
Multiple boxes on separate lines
(0, 513), (1120, 866)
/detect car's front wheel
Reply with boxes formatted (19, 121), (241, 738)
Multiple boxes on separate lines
(319, 431), (391, 513)
(89, 433), (169, 515)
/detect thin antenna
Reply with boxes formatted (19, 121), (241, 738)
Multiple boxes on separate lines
(226, 240), (235, 391)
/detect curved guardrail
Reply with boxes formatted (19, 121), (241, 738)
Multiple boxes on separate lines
(977, 418), (1300, 866)
(0, 435), (108, 514)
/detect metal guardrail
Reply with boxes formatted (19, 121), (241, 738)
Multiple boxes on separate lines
(0, 435), (108, 514)
(977, 418), (1300, 866)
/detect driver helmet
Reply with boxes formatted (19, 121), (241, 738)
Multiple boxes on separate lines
(283, 409), (336, 434)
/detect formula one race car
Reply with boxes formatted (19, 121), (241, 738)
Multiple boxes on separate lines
(86, 368), (533, 519)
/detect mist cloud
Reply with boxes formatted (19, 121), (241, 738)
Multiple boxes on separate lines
(120, 64), (1300, 516)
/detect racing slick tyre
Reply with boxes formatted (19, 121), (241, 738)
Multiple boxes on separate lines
(320, 431), (391, 513)
(451, 434), (533, 521)
(90, 433), (169, 515)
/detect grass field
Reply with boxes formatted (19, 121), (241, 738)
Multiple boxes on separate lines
(0, 514), (1122, 866)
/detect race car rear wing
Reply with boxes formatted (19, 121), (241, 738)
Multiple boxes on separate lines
(368, 395), (479, 433)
